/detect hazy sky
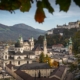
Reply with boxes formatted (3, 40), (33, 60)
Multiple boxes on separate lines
(0, 0), (80, 30)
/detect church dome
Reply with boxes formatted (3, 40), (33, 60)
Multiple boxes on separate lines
(15, 42), (23, 47)
(15, 37), (23, 47)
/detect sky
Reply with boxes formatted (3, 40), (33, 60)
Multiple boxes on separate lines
(0, 0), (80, 30)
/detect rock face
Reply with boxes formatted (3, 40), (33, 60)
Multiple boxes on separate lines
(0, 23), (45, 41)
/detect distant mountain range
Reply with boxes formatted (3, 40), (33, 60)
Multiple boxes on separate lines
(0, 23), (45, 41)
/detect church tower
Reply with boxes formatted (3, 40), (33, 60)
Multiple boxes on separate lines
(19, 35), (23, 44)
(15, 36), (24, 53)
(30, 37), (34, 50)
(68, 37), (73, 55)
(43, 36), (47, 55)
(2, 45), (9, 68)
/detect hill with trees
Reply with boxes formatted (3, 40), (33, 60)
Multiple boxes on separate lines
(73, 30), (80, 54)
(36, 28), (78, 47)
(0, 23), (45, 41)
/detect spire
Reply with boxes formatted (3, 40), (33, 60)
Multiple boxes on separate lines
(66, 43), (69, 48)
(69, 37), (72, 44)
(31, 36), (34, 41)
(44, 35), (46, 41)
(19, 35), (23, 40)
(15, 35), (23, 47)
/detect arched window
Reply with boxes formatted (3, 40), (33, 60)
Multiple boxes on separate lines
(10, 61), (12, 64)
(5, 55), (7, 59)
(27, 61), (29, 64)
(18, 61), (20, 65)
(17, 56), (21, 59)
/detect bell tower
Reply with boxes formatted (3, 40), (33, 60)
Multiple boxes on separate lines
(19, 35), (23, 44)
(30, 37), (34, 50)
(68, 37), (73, 55)
(43, 36), (47, 55)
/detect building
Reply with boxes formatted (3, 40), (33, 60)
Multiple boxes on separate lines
(47, 29), (53, 35)
(0, 36), (51, 68)
(52, 44), (64, 52)
(5, 63), (67, 80)
(57, 20), (80, 29)
(68, 37), (73, 55)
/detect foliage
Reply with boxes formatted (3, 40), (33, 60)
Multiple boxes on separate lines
(39, 53), (59, 68)
(69, 63), (77, 72)
(56, 0), (71, 12)
(39, 53), (50, 63)
(75, 54), (80, 63)
(36, 28), (77, 46)
(39, 52), (45, 63)
(73, 31), (80, 54)
(0, 0), (80, 23)
(48, 60), (59, 68)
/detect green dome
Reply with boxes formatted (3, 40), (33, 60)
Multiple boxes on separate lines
(31, 36), (34, 41)
(15, 42), (23, 47)
(15, 35), (23, 47)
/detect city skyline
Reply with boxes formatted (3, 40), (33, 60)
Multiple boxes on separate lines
(0, 0), (80, 30)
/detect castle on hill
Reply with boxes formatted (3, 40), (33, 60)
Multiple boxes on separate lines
(57, 20), (80, 29)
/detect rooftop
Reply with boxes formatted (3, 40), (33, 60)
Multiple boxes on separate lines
(17, 63), (53, 70)
(9, 51), (35, 55)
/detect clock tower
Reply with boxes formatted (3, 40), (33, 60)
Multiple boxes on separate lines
(68, 37), (73, 55)
(43, 36), (47, 55)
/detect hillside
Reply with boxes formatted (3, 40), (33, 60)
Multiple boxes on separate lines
(0, 23), (45, 41)
(36, 28), (78, 46)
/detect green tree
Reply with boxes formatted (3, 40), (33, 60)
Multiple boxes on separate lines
(73, 31), (80, 54)
(39, 52), (45, 63)
(36, 28), (77, 46)
(0, 0), (80, 23)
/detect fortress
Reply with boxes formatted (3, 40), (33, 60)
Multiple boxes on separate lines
(57, 20), (80, 29)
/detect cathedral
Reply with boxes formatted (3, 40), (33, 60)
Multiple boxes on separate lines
(0, 36), (50, 68)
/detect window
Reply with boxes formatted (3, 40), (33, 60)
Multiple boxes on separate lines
(10, 61), (12, 64)
(27, 61), (29, 64)
(5, 55), (7, 59)
(17, 56), (21, 59)
(18, 61), (20, 65)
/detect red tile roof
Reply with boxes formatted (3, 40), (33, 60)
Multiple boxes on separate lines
(15, 70), (34, 80)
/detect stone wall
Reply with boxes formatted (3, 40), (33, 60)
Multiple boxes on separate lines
(5, 66), (23, 80)
(22, 69), (54, 77)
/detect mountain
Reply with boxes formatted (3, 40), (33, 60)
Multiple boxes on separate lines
(36, 29), (46, 33)
(0, 23), (45, 41)
(13, 23), (45, 33)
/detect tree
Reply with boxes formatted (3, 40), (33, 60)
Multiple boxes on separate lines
(39, 52), (45, 63)
(0, 0), (80, 23)
(73, 31), (80, 54)
(48, 59), (59, 68)
(39, 52), (50, 63)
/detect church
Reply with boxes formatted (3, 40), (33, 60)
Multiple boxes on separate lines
(0, 36), (51, 68)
